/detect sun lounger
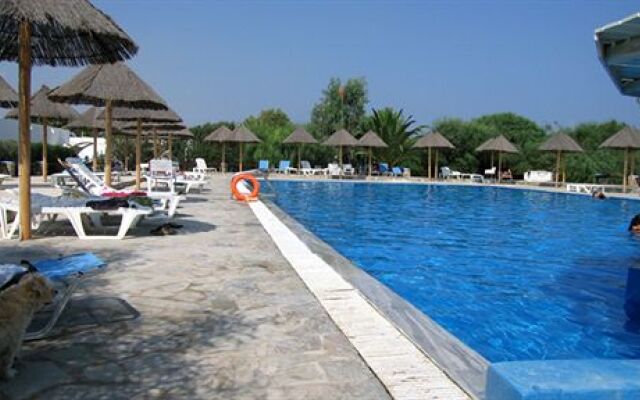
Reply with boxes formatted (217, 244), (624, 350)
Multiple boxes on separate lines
(484, 167), (496, 179)
(64, 158), (184, 218)
(258, 160), (269, 172)
(0, 174), (8, 186)
(324, 163), (342, 177)
(391, 167), (403, 177)
(343, 164), (356, 176)
(19, 253), (106, 340)
(378, 163), (390, 176)
(276, 160), (292, 174)
(193, 158), (217, 174)
(0, 191), (151, 240)
(524, 170), (553, 183)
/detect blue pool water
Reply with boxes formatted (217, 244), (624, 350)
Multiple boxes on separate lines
(267, 180), (640, 362)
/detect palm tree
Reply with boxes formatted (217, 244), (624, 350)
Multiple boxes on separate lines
(364, 108), (423, 168)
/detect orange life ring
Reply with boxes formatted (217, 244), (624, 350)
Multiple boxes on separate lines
(230, 173), (260, 202)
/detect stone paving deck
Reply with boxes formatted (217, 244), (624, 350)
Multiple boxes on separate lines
(0, 176), (390, 400)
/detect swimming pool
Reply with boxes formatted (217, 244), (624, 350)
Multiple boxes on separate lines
(268, 180), (640, 363)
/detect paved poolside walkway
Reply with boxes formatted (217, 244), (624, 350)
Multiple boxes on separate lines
(0, 176), (389, 400)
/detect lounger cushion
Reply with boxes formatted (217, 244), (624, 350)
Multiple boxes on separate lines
(33, 253), (105, 281)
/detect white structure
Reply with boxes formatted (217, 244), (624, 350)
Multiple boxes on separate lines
(68, 136), (105, 161)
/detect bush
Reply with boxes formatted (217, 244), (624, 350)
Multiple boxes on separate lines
(0, 139), (76, 176)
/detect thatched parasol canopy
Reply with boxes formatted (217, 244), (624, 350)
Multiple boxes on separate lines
(324, 129), (358, 172)
(204, 126), (233, 142)
(284, 127), (317, 144)
(98, 106), (181, 122)
(0, 0), (138, 241)
(358, 131), (387, 177)
(49, 62), (168, 110)
(229, 125), (261, 172)
(600, 126), (640, 191)
(413, 132), (454, 149)
(324, 129), (358, 146)
(476, 135), (518, 153)
(599, 127), (640, 149)
(0, 74), (17, 108)
(284, 127), (317, 172)
(476, 135), (518, 182)
(539, 133), (584, 153)
(48, 62), (169, 189)
(413, 132), (454, 180)
(203, 126), (234, 172)
(0, 0), (138, 67)
(229, 125), (261, 143)
(358, 131), (388, 148)
(539, 133), (583, 186)
(6, 85), (78, 124)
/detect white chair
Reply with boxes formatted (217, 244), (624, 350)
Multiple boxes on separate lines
(0, 191), (151, 240)
(299, 160), (322, 175)
(524, 171), (553, 183)
(193, 158), (217, 174)
(324, 163), (342, 177)
(0, 174), (9, 186)
(343, 164), (355, 175)
(148, 159), (205, 194)
(484, 167), (496, 178)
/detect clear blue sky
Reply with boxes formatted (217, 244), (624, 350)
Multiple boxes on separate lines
(0, 1), (638, 128)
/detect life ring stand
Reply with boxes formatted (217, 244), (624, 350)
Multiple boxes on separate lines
(230, 173), (260, 202)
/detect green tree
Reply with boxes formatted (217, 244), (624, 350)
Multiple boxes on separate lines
(244, 109), (295, 168)
(363, 108), (423, 172)
(309, 77), (368, 138)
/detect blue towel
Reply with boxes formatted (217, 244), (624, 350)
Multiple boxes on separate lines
(33, 253), (106, 281)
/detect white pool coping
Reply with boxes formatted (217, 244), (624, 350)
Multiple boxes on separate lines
(249, 199), (470, 400)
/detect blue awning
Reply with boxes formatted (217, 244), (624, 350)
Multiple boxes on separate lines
(596, 13), (640, 97)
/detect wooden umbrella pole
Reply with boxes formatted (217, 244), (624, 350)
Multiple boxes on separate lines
(135, 118), (142, 190)
(221, 142), (226, 173)
(428, 147), (432, 179)
(104, 99), (113, 187)
(368, 147), (372, 177)
(153, 127), (158, 158)
(168, 132), (173, 159)
(92, 128), (98, 171)
(339, 145), (343, 178)
(41, 119), (48, 181)
(624, 147), (629, 192)
(18, 20), (32, 240)
(123, 136), (129, 172)
(555, 150), (561, 187)
(498, 151), (503, 183)
(491, 151), (494, 168)
(298, 144), (302, 172)
(631, 150), (636, 178)
(562, 152), (567, 184)
(239, 142), (243, 172)
(435, 150), (439, 180)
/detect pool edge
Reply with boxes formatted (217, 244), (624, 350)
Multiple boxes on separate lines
(262, 197), (489, 400)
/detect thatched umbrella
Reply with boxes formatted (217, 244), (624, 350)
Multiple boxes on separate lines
(539, 133), (584, 186)
(97, 106), (181, 190)
(6, 85), (79, 181)
(476, 135), (518, 182)
(413, 132), (455, 180)
(65, 106), (103, 171)
(324, 129), (358, 171)
(0, 0), (137, 240)
(49, 62), (168, 189)
(599, 126), (640, 192)
(357, 131), (387, 177)
(121, 122), (187, 161)
(204, 126), (234, 172)
(228, 125), (261, 172)
(0, 75), (18, 108)
(283, 127), (318, 172)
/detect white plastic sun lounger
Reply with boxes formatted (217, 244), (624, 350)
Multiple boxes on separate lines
(0, 192), (151, 240)
(148, 159), (206, 194)
(193, 158), (217, 174)
(64, 158), (184, 218)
